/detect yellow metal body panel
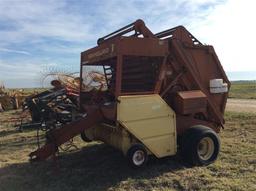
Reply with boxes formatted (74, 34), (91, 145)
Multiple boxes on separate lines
(85, 124), (134, 155)
(117, 94), (176, 158)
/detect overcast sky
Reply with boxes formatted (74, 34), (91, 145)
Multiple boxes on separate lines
(0, 0), (255, 88)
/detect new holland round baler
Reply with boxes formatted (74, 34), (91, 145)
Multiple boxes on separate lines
(29, 19), (230, 167)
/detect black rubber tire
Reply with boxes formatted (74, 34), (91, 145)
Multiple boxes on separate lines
(80, 131), (92, 142)
(127, 144), (148, 168)
(181, 125), (220, 166)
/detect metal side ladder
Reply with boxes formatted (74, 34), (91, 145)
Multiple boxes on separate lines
(103, 65), (113, 89)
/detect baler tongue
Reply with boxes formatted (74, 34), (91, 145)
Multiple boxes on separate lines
(29, 106), (103, 161)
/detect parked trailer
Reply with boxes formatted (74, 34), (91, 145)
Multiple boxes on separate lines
(29, 19), (230, 167)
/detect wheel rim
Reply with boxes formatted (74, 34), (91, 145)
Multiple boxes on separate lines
(197, 137), (215, 161)
(132, 150), (145, 166)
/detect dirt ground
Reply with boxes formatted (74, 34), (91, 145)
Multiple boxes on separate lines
(226, 99), (256, 113)
(0, 100), (255, 191)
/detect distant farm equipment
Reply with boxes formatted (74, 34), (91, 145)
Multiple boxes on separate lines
(0, 84), (32, 112)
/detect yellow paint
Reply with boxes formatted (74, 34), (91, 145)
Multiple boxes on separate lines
(85, 124), (134, 155)
(117, 94), (176, 158)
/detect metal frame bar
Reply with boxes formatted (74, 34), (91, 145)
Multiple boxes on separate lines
(97, 19), (155, 45)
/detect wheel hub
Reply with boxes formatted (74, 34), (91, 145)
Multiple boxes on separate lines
(197, 137), (214, 161)
(132, 150), (145, 166)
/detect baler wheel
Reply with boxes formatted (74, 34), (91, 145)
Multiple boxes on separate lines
(127, 144), (148, 168)
(80, 131), (92, 142)
(181, 125), (220, 166)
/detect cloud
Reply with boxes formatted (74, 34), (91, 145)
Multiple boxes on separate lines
(0, 0), (224, 44)
(191, 0), (256, 71)
(0, 48), (31, 55)
(0, 0), (94, 44)
(0, 59), (60, 88)
(0, 0), (255, 87)
(0, 59), (49, 78)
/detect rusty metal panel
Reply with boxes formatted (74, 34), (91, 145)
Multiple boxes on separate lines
(81, 37), (167, 65)
(168, 39), (229, 125)
(118, 37), (168, 56)
(81, 41), (117, 64)
(174, 90), (207, 115)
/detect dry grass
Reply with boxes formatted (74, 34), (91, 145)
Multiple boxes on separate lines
(6, 88), (47, 95)
(229, 81), (256, 99)
(0, 110), (255, 191)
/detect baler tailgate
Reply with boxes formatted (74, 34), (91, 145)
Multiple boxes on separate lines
(171, 39), (229, 125)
